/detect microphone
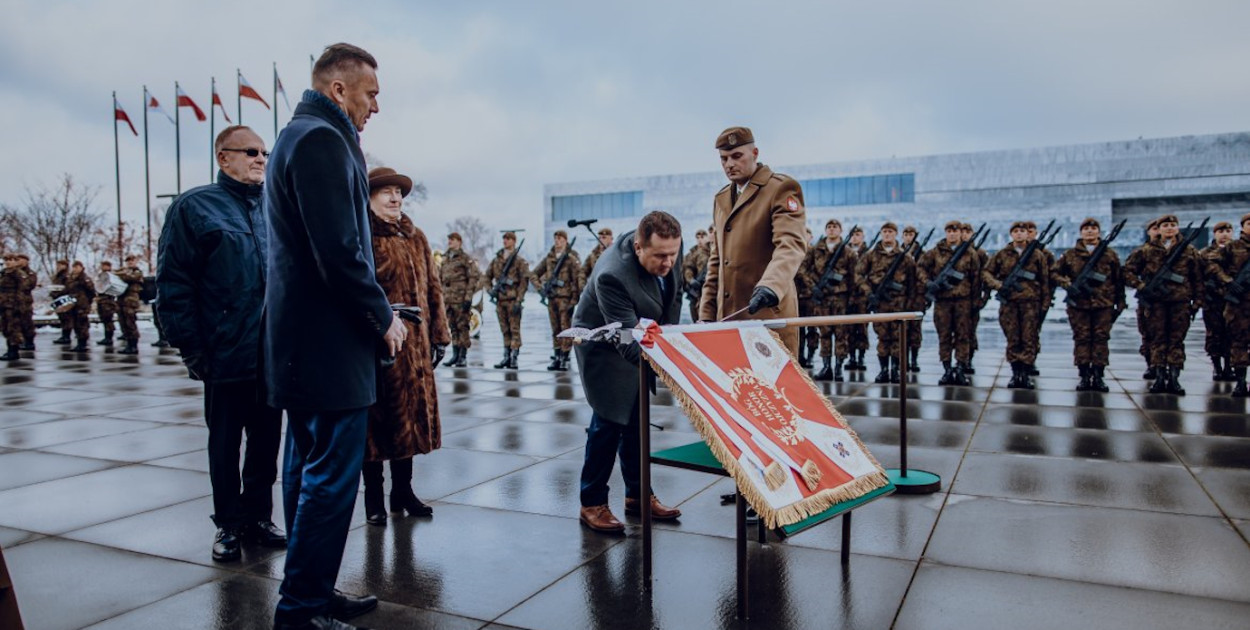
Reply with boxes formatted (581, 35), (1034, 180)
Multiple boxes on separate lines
(567, 218), (598, 228)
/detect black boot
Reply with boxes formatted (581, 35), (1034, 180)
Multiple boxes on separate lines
(908, 347), (920, 372)
(506, 348), (520, 369)
(442, 346), (459, 368)
(20, 340), (34, 351)
(118, 339), (138, 355)
(1212, 356), (1224, 382)
(953, 361), (971, 386)
(1232, 367), (1248, 397)
(813, 356), (832, 381)
(454, 345), (469, 367)
(959, 360), (976, 375)
(1220, 357), (1236, 382)
(1143, 366), (1157, 380)
(1027, 363), (1040, 376)
(874, 355), (891, 384)
(70, 339), (89, 352)
(362, 461), (386, 526)
(53, 334), (70, 345)
(1166, 365), (1186, 396)
(833, 356), (844, 382)
(1, 345), (18, 361)
(1006, 362), (1023, 389)
(546, 349), (562, 371)
(1091, 365), (1109, 393)
(1008, 361), (1033, 389)
(97, 331), (114, 346)
(938, 361), (954, 385)
(493, 348), (511, 369)
(1076, 365), (1092, 391)
(798, 334), (813, 369)
(389, 458), (432, 517)
(1148, 365), (1168, 394)
(889, 356), (901, 383)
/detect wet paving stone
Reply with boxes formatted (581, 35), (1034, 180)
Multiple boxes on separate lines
(0, 451), (121, 492)
(0, 526), (42, 548)
(40, 424), (208, 463)
(440, 420), (589, 458)
(1193, 467), (1250, 520)
(1165, 435), (1250, 470)
(845, 415), (977, 450)
(980, 404), (1152, 432)
(970, 423), (1178, 463)
(0, 417), (162, 449)
(0, 408), (65, 430)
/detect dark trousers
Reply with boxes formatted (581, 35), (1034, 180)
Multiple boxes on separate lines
(276, 407), (368, 624)
(203, 379), (282, 528)
(579, 401), (647, 507)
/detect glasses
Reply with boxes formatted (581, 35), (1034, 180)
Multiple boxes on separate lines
(221, 148), (270, 158)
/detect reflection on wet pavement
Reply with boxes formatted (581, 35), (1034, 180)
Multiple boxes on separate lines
(1, 317), (1249, 629)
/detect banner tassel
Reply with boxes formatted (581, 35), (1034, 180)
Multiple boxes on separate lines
(763, 462), (787, 491)
(801, 460), (822, 491)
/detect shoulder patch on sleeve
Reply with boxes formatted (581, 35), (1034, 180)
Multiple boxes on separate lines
(786, 196), (801, 211)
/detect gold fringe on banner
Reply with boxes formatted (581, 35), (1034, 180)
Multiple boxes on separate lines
(643, 329), (889, 530)
(764, 462), (787, 491)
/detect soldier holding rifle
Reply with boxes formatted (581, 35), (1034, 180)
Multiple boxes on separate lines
(802, 219), (857, 381)
(440, 232), (481, 368)
(681, 228), (711, 324)
(844, 226), (870, 371)
(1207, 213), (1250, 396)
(856, 221), (918, 384)
(1126, 218), (1162, 378)
(961, 222), (991, 373)
(983, 221), (1051, 389)
(901, 225), (933, 372)
(1201, 222), (1235, 381)
(532, 229), (582, 371)
(918, 220), (982, 386)
(1052, 217), (1126, 392)
(485, 230), (530, 369)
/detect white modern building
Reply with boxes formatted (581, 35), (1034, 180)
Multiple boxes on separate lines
(544, 132), (1250, 257)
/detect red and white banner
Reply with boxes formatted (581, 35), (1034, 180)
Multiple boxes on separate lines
(176, 85), (206, 122)
(146, 89), (175, 125)
(211, 81), (232, 123)
(238, 72), (270, 109)
(114, 98), (137, 136)
(638, 321), (887, 528)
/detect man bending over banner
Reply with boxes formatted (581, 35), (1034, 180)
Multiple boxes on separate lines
(573, 211), (686, 533)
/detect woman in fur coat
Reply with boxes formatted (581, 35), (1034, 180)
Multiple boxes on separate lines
(363, 167), (451, 525)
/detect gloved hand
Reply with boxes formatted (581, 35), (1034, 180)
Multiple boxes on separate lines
(431, 344), (446, 368)
(182, 353), (209, 381)
(747, 286), (779, 314)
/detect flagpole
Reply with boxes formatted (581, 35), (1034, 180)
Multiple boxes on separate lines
(273, 62), (278, 140)
(237, 69), (242, 125)
(209, 77), (215, 182)
(143, 85), (151, 263)
(174, 82), (182, 194)
(113, 92), (123, 256)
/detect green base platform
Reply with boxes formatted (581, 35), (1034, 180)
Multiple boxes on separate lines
(886, 468), (941, 494)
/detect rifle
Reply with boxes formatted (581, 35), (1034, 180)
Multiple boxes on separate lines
(685, 265), (708, 304)
(811, 224), (858, 301)
(908, 227), (935, 260)
(995, 219), (1058, 302)
(866, 242), (911, 313)
(488, 238), (526, 303)
(925, 223), (986, 304)
(1063, 219), (1128, 305)
(1222, 255), (1250, 304)
(539, 236), (577, 306)
(865, 227), (882, 252)
(975, 228), (990, 250)
(1137, 218), (1209, 302)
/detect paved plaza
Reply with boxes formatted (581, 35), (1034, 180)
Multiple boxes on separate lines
(2, 309), (1249, 629)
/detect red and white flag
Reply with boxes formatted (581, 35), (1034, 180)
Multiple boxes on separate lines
(638, 321), (888, 528)
(211, 80), (232, 123)
(274, 67), (291, 111)
(146, 89), (175, 124)
(175, 85), (206, 122)
(114, 97), (137, 136)
(238, 72), (270, 109)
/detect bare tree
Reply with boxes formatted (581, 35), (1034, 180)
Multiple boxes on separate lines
(446, 216), (495, 267)
(0, 174), (105, 278)
(85, 220), (145, 270)
(364, 151), (429, 206)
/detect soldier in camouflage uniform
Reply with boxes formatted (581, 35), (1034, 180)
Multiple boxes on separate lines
(901, 225), (927, 372)
(1201, 222), (1235, 381)
(1209, 213), (1250, 396)
(844, 226), (870, 370)
(484, 231), (530, 369)
(795, 227), (817, 368)
(15, 254), (37, 350)
(1123, 214), (1203, 396)
(1023, 221), (1056, 376)
(50, 259), (72, 344)
(681, 228), (711, 324)
(802, 219), (856, 381)
(1, 254), (25, 360)
(439, 232), (482, 368)
(961, 222), (989, 374)
(582, 227), (613, 285)
(1052, 218), (1126, 392)
(116, 255), (145, 355)
(983, 221), (1050, 389)
(532, 230), (582, 371)
(96, 261), (120, 347)
(1126, 218), (1161, 378)
(856, 222), (917, 384)
(64, 261), (96, 352)
(918, 220), (981, 386)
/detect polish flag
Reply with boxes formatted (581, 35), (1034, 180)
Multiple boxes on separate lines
(175, 86), (206, 122)
(114, 98), (138, 136)
(274, 68), (291, 111)
(146, 90), (175, 124)
(211, 82), (232, 123)
(238, 73), (270, 109)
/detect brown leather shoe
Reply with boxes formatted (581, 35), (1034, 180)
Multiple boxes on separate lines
(624, 495), (682, 521)
(579, 505), (625, 532)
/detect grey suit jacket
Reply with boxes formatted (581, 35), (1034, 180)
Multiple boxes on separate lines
(573, 230), (683, 425)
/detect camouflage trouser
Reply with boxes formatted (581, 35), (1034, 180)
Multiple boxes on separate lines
(19, 301), (34, 341)
(1226, 302), (1250, 368)
(1031, 300), (1052, 357)
(547, 297), (575, 352)
(495, 300), (523, 349)
(57, 310), (71, 335)
(932, 298), (972, 363)
(445, 302), (473, 347)
(847, 301), (869, 352)
(798, 299), (818, 352)
(687, 298), (699, 324)
(970, 295), (988, 353)
(871, 299), (909, 357)
(1067, 307), (1114, 367)
(71, 303), (91, 342)
(119, 298), (140, 342)
(908, 318), (922, 352)
(2, 306), (24, 347)
(1203, 299), (1229, 358)
(1136, 302), (1150, 361)
(1142, 301), (1191, 368)
(814, 296), (849, 358)
(999, 299), (1040, 364)
(97, 297), (118, 337)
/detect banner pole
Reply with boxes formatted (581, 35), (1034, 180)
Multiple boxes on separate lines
(142, 86), (151, 261)
(174, 82), (181, 194)
(113, 92), (122, 256)
(237, 69), (242, 125)
(273, 62), (279, 140)
(884, 317), (941, 494)
(639, 359), (653, 585)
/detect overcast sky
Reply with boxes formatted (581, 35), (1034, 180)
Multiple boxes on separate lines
(2, 0), (1247, 256)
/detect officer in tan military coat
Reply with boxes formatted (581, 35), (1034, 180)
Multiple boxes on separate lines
(698, 126), (807, 354)
(484, 231), (530, 369)
(531, 229), (582, 371)
(440, 232), (482, 368)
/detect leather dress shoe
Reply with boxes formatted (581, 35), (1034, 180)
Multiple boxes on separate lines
(273, 614), (369, 630)
(579, 505), (625, 532)
(624, 495), (682, 521)
(329, 590), (379, 620)
(242, 520), (288, 548)
(212, 527), (241, 562)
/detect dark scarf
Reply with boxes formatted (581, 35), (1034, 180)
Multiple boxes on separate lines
(300, 89), (358, 143)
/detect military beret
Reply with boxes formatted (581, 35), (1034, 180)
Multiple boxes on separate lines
(125, 254), (139, 262)
(598, 227), (613, 237)
(695, 229), (707, 237)
(15, 254), (29, 261)
(881, 221), (898, 232)
(902, 225), (917, 234)
(71, 260), (85, 267)
(1157, 214), (1179, 225)
(56, 259), (68, 265)
(961, 222), (974, 231)
(715, 126), (754, 151)
(1241, 213), (1250, 226)
(1023, 221), (1037, 230)
(944, 220), (962, 231)
(1079, 217), (1100, 230)
(502, 231), (517, 240)
(554, 229), (568, 239)
(1145, 218), (1160, 230)
(825, 218), (842, 229)
(448, 232), (463, 241)
(1213, 221), (1233, 232)
(1010, 221), (1030, 231)
(1, 253), (11, 260)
